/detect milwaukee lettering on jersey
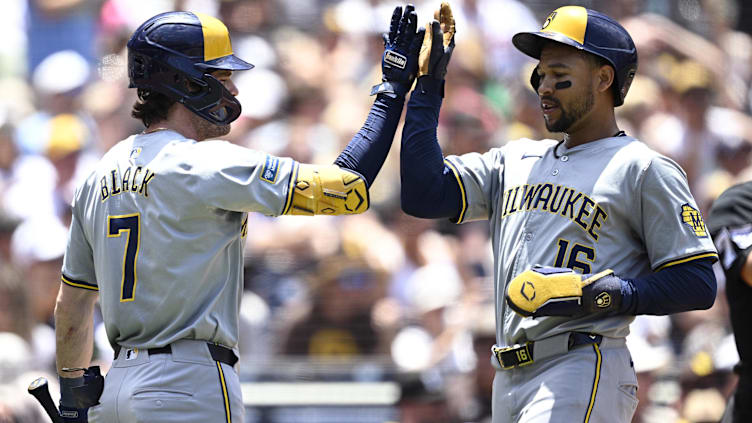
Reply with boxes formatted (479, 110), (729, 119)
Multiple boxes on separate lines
(500, 183), (608, 242)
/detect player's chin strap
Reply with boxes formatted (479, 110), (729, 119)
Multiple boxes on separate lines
(284, 164), (369, 216)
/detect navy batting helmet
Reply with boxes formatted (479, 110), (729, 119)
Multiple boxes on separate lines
(127, 11), (253, 125)
(513, 6), (637, 107)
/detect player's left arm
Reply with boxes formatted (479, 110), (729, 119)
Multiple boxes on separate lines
(282, 5), (421, 217)
(506, 258), (716, 317)
(332, 4), (422, 187)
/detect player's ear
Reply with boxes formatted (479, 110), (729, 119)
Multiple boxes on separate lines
(596, 64), (615, 95)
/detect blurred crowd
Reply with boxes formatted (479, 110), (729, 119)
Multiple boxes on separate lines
(1, 0), (751, 422)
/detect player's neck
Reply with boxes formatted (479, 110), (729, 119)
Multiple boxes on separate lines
(564, 109), (619, 148)
(142, 107), (202, 141)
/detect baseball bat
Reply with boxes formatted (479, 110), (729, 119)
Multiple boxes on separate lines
(27, 377), (63, 423)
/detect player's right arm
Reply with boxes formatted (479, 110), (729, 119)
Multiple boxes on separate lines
(400, 3), (464, 220)
(55, 283), (98, 377)
(55, 193), (101, 420)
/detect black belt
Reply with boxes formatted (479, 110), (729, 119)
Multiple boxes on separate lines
(114, 343), (238, 367)
(492, 332), (603, 369)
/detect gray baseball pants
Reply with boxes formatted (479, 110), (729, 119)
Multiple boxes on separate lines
(491, 337), (638, 423)
(88, 339), (243, 423)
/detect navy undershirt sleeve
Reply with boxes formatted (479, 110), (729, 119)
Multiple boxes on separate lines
(619, 257), (717, 315)
(334, 93), (405, 187)
(400, 77), (462, 219)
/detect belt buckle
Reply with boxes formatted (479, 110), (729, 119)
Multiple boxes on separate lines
(493, 343), (534, 369)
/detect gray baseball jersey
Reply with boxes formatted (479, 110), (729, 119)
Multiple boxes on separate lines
(62, 129), (296, 350)
(444, 135), (717, 346)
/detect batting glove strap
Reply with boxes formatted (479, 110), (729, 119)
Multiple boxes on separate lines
(370, 81), (411, 99)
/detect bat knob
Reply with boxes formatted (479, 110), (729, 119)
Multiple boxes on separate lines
(27, 377), (63, 423)
(28, 377), (49, 394)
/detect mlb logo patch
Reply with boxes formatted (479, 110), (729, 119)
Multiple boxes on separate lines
(125, 348), (139, 360)
(260, 155), (279, 183)
(680, 203), (707, 237)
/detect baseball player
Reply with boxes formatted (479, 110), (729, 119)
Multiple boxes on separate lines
(401, 5), (718, 423)
(707, 182), (752, 423)
(53, 7), (422, 422)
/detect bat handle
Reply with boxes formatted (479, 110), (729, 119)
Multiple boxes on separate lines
(28, 377), (63, 423)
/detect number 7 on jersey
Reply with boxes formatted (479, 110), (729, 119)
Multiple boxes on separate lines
(108, 214), (140, 302)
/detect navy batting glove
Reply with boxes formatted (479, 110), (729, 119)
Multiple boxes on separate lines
(371, 4), (422, 98)
(58, 367), (104, 422)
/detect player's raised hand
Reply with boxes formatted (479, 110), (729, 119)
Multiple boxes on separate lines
(418, 1), (456, 81)
(371, 4), (423, 98)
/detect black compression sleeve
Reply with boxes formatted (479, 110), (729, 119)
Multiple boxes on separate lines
(619, 257), (717, 315)
(400, 77), (462, 219)
(334, 93), (405, 187)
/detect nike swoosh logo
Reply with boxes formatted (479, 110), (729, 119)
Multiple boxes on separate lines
(521, 153), (542, 159)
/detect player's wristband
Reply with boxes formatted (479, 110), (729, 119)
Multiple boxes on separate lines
(59, 376), (85, 407)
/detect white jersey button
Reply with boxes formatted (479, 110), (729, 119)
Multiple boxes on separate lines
(552, 169), (559, 176)
(561, 156), (569, 162)
(525, 233), (533, 241)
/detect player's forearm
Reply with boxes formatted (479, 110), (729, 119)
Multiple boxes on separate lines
(621, 257), (717, 315)
(400, 77), (461, 218)
(55, 285), (97, 377)
(334, 93), (406, 187)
